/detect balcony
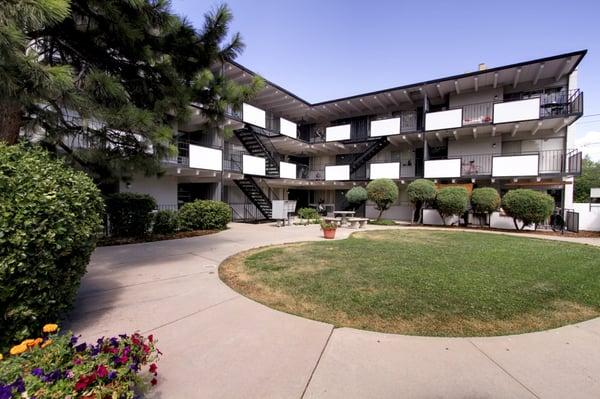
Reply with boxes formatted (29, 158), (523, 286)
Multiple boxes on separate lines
(425, 149), (582, 179)
(426, 89), (583, 132)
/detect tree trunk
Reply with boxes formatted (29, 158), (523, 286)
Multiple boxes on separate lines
(513, 218), (520, 230)
(438, 211), (447, 226)
(413, 202), (422, 224)
(377, 208), (384, 221)
(0, 102), (23, 144)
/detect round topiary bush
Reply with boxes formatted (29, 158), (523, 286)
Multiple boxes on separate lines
(297, 207), (320, 222)
(153, 209), (179, 235)
(366, 178), (399, 220)
(501, 189), (555, 230)
(0, 144), (104, 351)
(435, 187), (469, 225)
(178, 200), (231, 231)
(345, 186), (368, 209)
(407, 179), (437, 223)
(106, 192), (156, 237)
(471, 187), (500, 225)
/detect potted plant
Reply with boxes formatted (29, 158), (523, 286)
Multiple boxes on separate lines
(321, 221), (337, 239)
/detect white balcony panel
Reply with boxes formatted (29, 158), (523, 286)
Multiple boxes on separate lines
(279, 118), (297, 138)
(370, 162), (400, 179)
(493, 98), (540, 124)
(326, 124), (351, 142)
(189, 144), (222, 171)
(279, 161), (297, 179)
(242, 103), (266, 128)
(325, 165), (350, 181)
(370, 117), (400, 137)
(591, 188), (600, 198)
(425, 109), (462, 131)
(242, 154), (266, 176)
(424, 159), (461, 178)
(492, 155), (539, 177)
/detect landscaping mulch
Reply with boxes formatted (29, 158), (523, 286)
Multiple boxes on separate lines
(98, 229), (219, 246)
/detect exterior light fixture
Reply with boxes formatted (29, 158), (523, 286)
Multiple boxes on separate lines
(176, 168), (181, 174)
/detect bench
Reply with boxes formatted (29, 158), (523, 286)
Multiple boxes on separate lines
(323, 216), (342, 227)
(347, 217), (369, 229)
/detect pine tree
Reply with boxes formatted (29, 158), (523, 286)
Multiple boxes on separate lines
(0, 1), (262, 185)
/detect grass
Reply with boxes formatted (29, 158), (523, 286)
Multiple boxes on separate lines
(220, 230), (600, 336)
(368, 219), (397, 226)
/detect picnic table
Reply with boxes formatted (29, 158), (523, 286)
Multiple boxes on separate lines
(333, 211), (356, 226)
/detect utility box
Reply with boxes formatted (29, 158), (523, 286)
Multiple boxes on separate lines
(272, 200), (297, 224)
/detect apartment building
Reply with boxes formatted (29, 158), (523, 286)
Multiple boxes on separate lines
(122, 50), (586, 223)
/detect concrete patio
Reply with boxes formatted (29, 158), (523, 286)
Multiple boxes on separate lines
(66, 223), (600, 398)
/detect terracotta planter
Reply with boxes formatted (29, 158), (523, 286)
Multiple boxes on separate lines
(322, 228), (337, 239)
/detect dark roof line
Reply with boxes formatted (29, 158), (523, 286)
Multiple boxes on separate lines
(228, 49), (587, 108)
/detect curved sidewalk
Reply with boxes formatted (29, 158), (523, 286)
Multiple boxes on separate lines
(67, 223), (600, 399)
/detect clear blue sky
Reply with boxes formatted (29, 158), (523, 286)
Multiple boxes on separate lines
(172, 0), (600, 158)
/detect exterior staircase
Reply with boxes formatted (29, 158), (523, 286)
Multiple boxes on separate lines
(350, 136), (389, 175)
(233, 176), (273, 219)
(235, 126), (279, 176)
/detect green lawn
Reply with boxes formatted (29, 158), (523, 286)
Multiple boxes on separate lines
(220, 230), (600, 336)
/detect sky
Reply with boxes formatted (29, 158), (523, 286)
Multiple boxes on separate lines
(172, 0), (600, 160)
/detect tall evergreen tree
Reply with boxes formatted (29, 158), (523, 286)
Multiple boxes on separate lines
(0, 0), (262, 185)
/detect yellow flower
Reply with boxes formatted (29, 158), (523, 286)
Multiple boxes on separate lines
(41, 339), (53, 349)
(42, 324), (58, 333)
(0, 354), (3, 360)
(9, 343), (28, 355)
(21, 339), (35, 347)
(33, 338), (43, 346)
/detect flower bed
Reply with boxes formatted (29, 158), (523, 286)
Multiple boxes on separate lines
(0, 325), (160, 398)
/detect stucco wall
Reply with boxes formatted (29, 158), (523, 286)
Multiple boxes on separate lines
(120, 175), (178, 206)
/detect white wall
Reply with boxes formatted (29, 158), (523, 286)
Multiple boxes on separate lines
(422, 209), (459, 226)
(425, 109), (462, 131)
(242, 103), (266, 128)
(490, 212), (535, 230)
(493, 98), (540, 124)
(366, 204), (412, 221)
(120, 175), (178, 206)
(279, 161), (296, 179)
(572, 203), (600, 231)
(326, 124), (351, 141)
(370, 117), (400, 137)
(492, 155), (538, 177)
(424, 159), (461, 178)
(279, 118), (297, 138)
(243, 154), (266, 176)
(448, 137), (501, 157)
(189, 144), (222, 171)
(325, 165), (350, 180)
(370, 162), (400, 179)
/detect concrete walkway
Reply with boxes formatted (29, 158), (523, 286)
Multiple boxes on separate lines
(67, 224), (600, 398)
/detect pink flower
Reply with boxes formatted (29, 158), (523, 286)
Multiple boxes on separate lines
(97, 364), (108, 378)
(149, 363), (158, 374)
(151, 378), (157, 386)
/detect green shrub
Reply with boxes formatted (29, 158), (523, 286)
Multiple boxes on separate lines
(367, 178), (399, 221)
(471, 187), (500, 225)
(0, 144), (103, 351)
(178, 200), (231, 231)
(153, 209), (178, 235)
(297, 207), (320, 221)
(345, 186), (368, 208)
(501, 189), (555, 230)
(106, 192), (156, 237)
(435, 187), (469, 225)
(368, 219), (396, 226)
(407, 179), (437, 223)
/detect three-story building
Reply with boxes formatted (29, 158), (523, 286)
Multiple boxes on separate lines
(123, 50), (586, 224)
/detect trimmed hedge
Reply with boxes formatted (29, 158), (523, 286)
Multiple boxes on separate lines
(501, 189), (555, 230)
(153, 210), (178, 235)
(471, 188), (500, 225)
(106, 192), (156, 237)
(0, 144), (104, 351)
(407, 179), (437, 223)
(435, 187), (469, 225)
(297, 207), (320, 221)
(178, 200), (231, 231)
(345, 186), (368, 207)
(367, 179), (399, 220)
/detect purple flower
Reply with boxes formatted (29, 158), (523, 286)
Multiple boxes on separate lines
(41, 370), (62, 383)
(75, 343), (87, 352)
(12, 377), (25, 393)
(119, 334), (128, 339)
(31, 368), (44, 377)
(0, 385), (12, 399)
(110, 337), (119, 347)
(108, 371), (117, 380)
(70, 335), (80, 346)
